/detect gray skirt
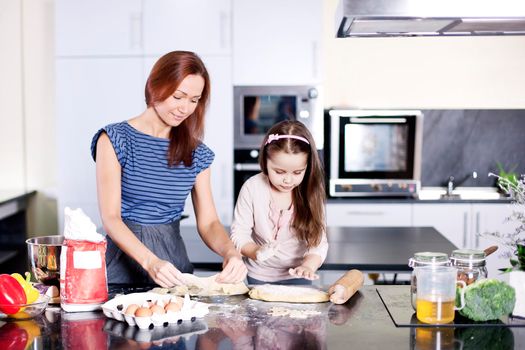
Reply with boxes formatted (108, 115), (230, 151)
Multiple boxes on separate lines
(106, 219), (193, 285)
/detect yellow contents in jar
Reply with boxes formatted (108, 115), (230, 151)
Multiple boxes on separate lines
(416, 296), (455, 324)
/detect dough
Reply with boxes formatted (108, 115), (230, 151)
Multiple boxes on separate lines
(268, 306), (322, 319)
(151, 274), (249, 296)
(248, 284), (330, 303)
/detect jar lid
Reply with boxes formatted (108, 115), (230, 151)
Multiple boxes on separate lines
(408, 252), (449, 267)
(451, 249), (486, 263)
(414, 251), (449, 262)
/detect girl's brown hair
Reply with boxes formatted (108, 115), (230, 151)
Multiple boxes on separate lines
(259, 121), (326, 248)
(145, 51), (210, 166)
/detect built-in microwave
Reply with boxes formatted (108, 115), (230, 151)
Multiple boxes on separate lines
(233, 85), (323, 150)
(325, 109), (423, 197)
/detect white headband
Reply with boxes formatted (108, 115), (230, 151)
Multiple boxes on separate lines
(265, 133), (310, 145)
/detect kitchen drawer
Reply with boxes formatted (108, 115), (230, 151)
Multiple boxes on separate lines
(326, 203), (412, 227)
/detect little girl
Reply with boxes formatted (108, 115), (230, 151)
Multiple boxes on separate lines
(230, 120), (328, 285)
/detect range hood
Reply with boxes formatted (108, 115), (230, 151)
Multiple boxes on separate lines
(336, 0), (525, 37)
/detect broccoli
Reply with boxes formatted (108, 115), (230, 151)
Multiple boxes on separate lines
(455, 327), (514, 350)
(457, 279), (516, 322)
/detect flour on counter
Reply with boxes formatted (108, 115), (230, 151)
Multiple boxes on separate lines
(268, 306), (322, 319)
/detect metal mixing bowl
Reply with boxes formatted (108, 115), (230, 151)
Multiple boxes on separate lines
(26, 235), (65, 286)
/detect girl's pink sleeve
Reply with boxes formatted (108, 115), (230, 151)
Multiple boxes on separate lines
(230, 182), (256, 251)
(305, 228), (329, 262)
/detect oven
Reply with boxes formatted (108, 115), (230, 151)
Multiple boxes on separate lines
(325, 109), (423, 197)
(233, 85), (323, 203)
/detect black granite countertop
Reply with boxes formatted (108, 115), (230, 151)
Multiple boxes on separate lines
(182, 226), (457, 273)
(4, 286), (524, 349)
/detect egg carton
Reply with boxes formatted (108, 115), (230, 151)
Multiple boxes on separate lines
(103, 317), (208, 343)
(101, 292), (209, 330)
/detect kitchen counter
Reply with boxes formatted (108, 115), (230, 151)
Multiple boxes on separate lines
(182, 226), (457, 273)
(6, 285), (524, 349)
(0, 189), (35, 219)
(327, 186), (511, 203)
(0, 190), (35, 269)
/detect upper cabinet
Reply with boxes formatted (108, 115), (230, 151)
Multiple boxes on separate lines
(143, 0), (231, 56)
(232, 0), (322, 85)
(56, 0), (231, 57)
(55, 0), (143, 57)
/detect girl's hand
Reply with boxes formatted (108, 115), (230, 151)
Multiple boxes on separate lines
(289, 266), (319, 280)
(255, 242), (279, 262)
(145, 258), (186, 288)
(218, 250), (247, 283)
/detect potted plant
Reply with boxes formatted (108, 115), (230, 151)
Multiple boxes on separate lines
(481, 173), (525, 318)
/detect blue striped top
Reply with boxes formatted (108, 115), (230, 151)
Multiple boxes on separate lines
(90, 121), (214, 224)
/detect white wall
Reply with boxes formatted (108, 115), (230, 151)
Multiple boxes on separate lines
(323, 0), (525, 109)
(0, 0), (25, 190)
(0, 0), (57, 235)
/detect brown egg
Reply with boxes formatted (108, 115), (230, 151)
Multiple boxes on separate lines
(164, 301), (182, 313)
(135, 307), (153, 317)
(150, 304), (165, 315)
(125, 304), (139, 316)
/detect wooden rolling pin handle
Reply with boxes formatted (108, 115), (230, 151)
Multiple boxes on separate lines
(328, 269), (364, 305)
(484, 245), (498, 257)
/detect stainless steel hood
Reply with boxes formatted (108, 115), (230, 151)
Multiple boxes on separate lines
(336, 0), (525, 37)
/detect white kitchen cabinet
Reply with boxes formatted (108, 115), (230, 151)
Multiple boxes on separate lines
(142, 0), (231, 56)
(55, 57), (145, 230)
(55, 0), (143, 57)
(412, 202), (515, 281)
(56, 0), (231, 58)
(232, 0), (322, 85)
(326, 203), (412, 227)
(202, 56), (234, 224)
(412, 203), (471, 249)
(472, 203), (517, 280)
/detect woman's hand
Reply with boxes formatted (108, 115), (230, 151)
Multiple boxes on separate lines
(145, 258), (186, 288)
(217, 250), (247, 283)
(289, 265), (319, 280)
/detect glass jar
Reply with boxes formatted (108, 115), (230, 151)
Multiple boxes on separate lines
(450, 249), (488, 286)
(408, 252), (450, 310)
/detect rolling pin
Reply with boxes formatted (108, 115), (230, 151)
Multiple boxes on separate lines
(328, 269), (364, 304)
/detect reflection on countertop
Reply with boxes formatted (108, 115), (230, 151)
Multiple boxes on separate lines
(1, 286), (523, 349)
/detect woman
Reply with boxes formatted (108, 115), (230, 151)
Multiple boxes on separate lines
(91, 51), (246, 287)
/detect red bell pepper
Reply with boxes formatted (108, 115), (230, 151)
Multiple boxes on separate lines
(0, 323), (28, 350)
(0, 274), (27, 315)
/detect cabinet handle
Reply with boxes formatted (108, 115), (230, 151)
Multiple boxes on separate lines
(346, 211), (384, 216)
(219, 11), (229, 49)
(475, 211), (480, 248)
(463, 212), (468, 247)
(312, 41), (318, 79)
(130, 12), (142, 50)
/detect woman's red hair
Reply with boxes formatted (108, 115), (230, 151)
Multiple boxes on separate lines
(145, 51), (210, 166)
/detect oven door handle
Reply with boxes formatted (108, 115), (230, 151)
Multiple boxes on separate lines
(234, 163), (261, 171)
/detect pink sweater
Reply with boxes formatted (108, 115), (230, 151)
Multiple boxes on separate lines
(230, 173), (328, 282)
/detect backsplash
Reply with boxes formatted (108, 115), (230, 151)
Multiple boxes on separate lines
(421, 110), (525, 187)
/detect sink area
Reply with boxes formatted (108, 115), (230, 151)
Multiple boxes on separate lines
(418, 187), (503, 200)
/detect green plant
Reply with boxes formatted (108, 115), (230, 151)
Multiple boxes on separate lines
(458, 279), (516, 321)
(481, 173), (525, 272)
(496, 162), (519, 188)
